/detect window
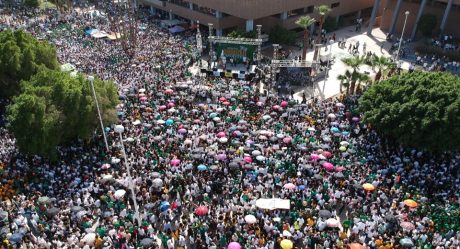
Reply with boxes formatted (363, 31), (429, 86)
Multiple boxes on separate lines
(331, 2), (340, 8)
(305, 5), (314, 14)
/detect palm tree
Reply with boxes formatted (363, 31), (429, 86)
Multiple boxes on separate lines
(295, 16), (316, 60)
(341, 55), (366, 95)
(337, 73), (349, 94)
(354, 72), (370, 94)
(313, 5), (331, 61)
(366, 55), (396, 82)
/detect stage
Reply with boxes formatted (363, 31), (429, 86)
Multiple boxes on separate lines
(201, 62), (257, 79)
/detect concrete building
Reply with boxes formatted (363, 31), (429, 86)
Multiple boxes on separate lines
(140, 0), (375, 35)
(367, 0), (460, 38)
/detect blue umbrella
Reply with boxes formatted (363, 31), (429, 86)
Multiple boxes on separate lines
(330, 127), (340, 133)
(209, 113), (218, 118)
(9, 233), (23, 243)
(197, 165), (207, 171)
(298, 185), (305, 190)
(341, 131), (350, 136)
(105, 127), (111, 132)
(160, 201), (170, 212)
(165, 119), (174, 125)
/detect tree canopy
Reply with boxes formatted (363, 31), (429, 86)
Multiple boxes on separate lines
(7, 68), (118, 158)
(0, 30), (59, 97)
(359, 71), (460, 152)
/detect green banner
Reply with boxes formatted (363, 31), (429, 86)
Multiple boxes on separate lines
(216, 43), (256, 62)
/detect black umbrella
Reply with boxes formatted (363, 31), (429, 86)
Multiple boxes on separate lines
(46, 207), (60, 217)
(319, 210), (332, 218)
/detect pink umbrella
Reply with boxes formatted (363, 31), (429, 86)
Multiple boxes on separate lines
(280, 101), (288, 107)
(139, 96), (147, 101)
(352, 117), (360, 122)
(228, 242), (241, 249)
(219, 96), (227, 102)
(283, 137), (292, 144)
(167, 102), (175, 108)
(159, 105), (167, 111)
(164, 89), (174, 94)
(193, 119), (201, 124)
(244, 156), (253, 163)
(101, 164), (110, 170)
(283, 183), (296, 190)
(217, 132), (226, 138)
(195, 206), (209, 216)
(335, 166), (345, 172)
(273, 105), (280, 110)
(216, 153), (227, 161)
(322, 151), (333, 159)
(178, 128), (187, 134)
(323, 162), (334, 171)
(400, 221), (415, 231)
(310, 154), (320, 160)
(256, 101), (263, 106)
(223, 101), (230, 106)
(170, 159), (181, 166)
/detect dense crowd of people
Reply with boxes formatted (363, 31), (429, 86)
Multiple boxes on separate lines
(1, 5), (460, 249)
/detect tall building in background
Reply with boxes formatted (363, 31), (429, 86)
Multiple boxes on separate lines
(368, 0), (460, 38)
(140, 0), (374, 35)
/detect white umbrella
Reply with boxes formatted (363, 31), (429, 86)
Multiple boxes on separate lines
(282, 230), (292, 237)
(326, 218), (340, 228)
(218, 137), (228, 143)
(81, 233), (96, 245)
(256, 155), (266, 161)
(340, 141), (349, 146)
(114, 189), (126, 199)
(101, 175), (114, 183)
(152, 178), (163, 188)
(111, 157), (121, 164)
(251, 150), (261, 156)
(244, 214), (257, 224)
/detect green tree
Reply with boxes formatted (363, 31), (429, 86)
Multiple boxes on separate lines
(366, 55), (396, 82)
(313, 4), (331, 61)
(323, 16), (338, 32)
(0, 30), (59, 97)
(7, 68), (118, 158)
(227, 29), (256, 38)
(417, 14), (437, 37)
(359, 71), (460, 152)
(341, 55), (366, 94)
(269, 25), (297, 45)
(24, 0), (40, 8)
(295, 15), (316, 60)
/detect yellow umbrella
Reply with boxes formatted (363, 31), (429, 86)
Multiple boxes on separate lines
(280, 239), (293, 249)
(403, 199), (418, 208)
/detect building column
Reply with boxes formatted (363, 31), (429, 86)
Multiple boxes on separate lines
(440, 0), (454, 34)
(216, 28), (223, 36)
(215, 11), (223, 19)
(246, 19), (254, 32)
(356, 10), (362, 19)
(367, 0), (381, 35)
(169, 10), (173, 20)
(410, 0), (428, 39)
(280, 11), (288, 20)
(149, 6), (156, 15)
(389, 0), (403, 34)
(189, 2), (193, 10)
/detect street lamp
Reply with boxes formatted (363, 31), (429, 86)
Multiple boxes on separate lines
(88, 75), (109, 152)
(396, 11), (410, 62)
(114, 124), (141, 228)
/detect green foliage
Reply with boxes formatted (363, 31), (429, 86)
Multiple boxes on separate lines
(24, 0), (40, 8)
(227, 29), (256, 39)
(295, 15), (316, 30)
(417, 14), (437, 37)
(359, 71), (460, 152)
(316, 5), (332, 16)
(0, 30), (59, 97)
(323, 16), (337, 32)
(269, 25), (297, 45)
(7, 68), (118, 158)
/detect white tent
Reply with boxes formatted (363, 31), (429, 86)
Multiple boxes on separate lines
(255, 198), (290, 210)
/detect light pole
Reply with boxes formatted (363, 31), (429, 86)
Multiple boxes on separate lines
(114, 125), (141, 228)
(396, 11), (409, 62)
(88, 76), (109, 152)
(325, 39), (334, 77)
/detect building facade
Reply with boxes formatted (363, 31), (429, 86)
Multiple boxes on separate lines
(367, 0), (460, 38)
(140, 0), (375, 35)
